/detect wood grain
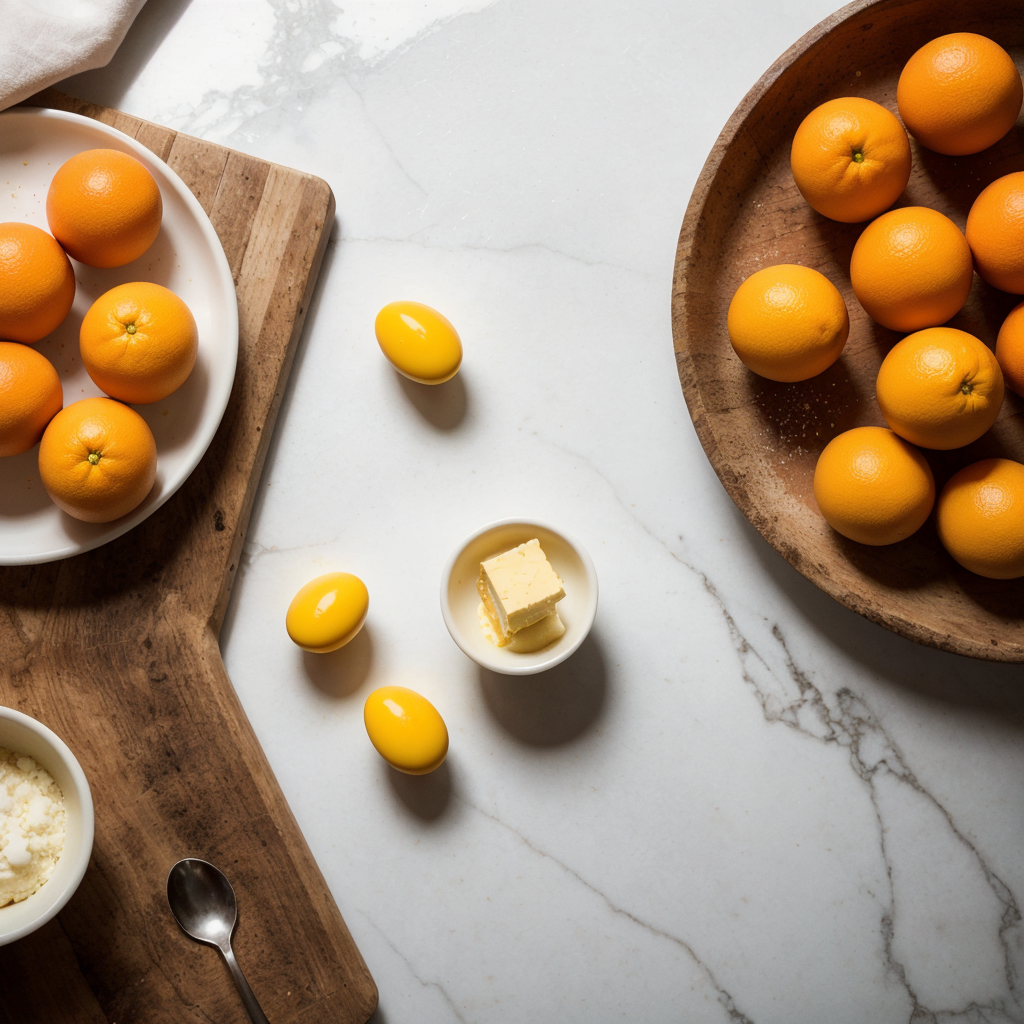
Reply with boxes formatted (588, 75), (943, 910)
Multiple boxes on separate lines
(672, 0), (1024, 662)
(0, 90), (378, 1022)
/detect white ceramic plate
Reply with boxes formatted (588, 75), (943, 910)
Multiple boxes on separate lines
(441, 519), (599, 676)
(0, 108), (238, 565)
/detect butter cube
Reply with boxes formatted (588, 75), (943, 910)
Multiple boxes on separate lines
(477, 604), (566, 652)
(478, 538), (565, 641)
(507, 610), (565, 652)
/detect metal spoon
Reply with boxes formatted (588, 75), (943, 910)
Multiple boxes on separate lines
(167, 858), (271, 1024)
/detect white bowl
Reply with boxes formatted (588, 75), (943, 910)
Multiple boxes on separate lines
(441, 519), (598, 676)
(0, 706), (94, 946)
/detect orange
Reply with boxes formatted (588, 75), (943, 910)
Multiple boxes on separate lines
(726, 264), (849, 382)
(849, 206), (973, 332)
(38, 397), (157, 523)
(79, 282), (198, 404)
(897, 33), (1023, 156)
(875, 327), (1003, 450)
(995, 300), (1024, 396)
(936, 458), (1024, 578)
(813, 426), (935, 546)
(965, 172), (1024, 294)
(46, 149), (162, 268)
(0, 342), (62, 457)
(0, 222), (76, 343)
(790, 96), (912, 223)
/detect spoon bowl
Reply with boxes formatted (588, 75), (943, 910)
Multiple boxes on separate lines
(167, 858), (270, 1024)
(167, 858), (237, 948)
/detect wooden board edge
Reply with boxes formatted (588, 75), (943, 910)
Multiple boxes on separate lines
(196, 624), (380, 1021)
(210, 176), (336, 637)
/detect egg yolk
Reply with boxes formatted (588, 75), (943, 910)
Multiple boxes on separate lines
(374, 301), (462, 384)
(363, 686), (448, 775)
(286, 572), (368, 653)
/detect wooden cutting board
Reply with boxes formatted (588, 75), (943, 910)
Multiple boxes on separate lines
(0, 90), (377, 1024)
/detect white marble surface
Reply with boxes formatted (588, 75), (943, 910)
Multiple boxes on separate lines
(62, 2), (1024, 1022)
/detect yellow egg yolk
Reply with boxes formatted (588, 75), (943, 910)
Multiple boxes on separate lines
(286, 572), (368, 653)
(374, 301), (462, 384)
(363, 686), (448, 775)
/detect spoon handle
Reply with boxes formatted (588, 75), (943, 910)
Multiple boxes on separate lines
(222, 944), (271, 1024)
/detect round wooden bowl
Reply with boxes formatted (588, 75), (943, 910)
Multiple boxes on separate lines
(672, 0), (1024, 662)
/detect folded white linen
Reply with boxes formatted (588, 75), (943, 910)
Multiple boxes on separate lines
(0, 0), (147, 110)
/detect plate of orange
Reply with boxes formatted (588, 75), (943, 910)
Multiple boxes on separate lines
(672, 0), (1024, 661)
(0, 107), (237, 564)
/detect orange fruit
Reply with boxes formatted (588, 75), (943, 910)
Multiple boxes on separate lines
(897, 33), (1023, 156)
(726, 264), (849, 382)
(936, 458), (1024, 578)
(875, 327), (1003, 450)
(80, 282), (198, 404)
(965, 172), (1024, 294)
(790, 97), (912, 223)
(38, 397), (157, 523)
(46, 149), (162, 268)
(849, 206), (973, 332)
(813, 426), (935, 546)
(995, 300), (1024, 396)
(0, 222), (76, 343)
(0, 342), (62, 457)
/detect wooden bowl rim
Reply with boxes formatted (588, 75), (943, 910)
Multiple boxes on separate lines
(671, 0), (1024, 662)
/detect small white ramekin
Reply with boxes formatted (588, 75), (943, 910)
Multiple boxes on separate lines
(0, 705), (94, 946)
(440, 519), (598, 676)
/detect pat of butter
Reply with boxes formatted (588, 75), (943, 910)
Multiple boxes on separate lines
(478, 538), (565, 641)
(478, 603), (565, 652)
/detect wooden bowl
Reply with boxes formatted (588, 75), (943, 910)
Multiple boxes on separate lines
(672, 0), (1024, 662)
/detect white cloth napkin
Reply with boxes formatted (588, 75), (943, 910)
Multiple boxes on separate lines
(0, 0), (147, 110)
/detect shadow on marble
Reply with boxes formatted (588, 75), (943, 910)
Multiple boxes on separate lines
(386, 758), (453, 821)
(300, 626), (374, 699)
(477, 631), (607, 746)
(62, 0), (196, 107)
(396, 371), (469, 431)
(735, 504), (1024, 719)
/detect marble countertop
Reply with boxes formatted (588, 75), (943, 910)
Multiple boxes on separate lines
(64, 2), (1024, 1021)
